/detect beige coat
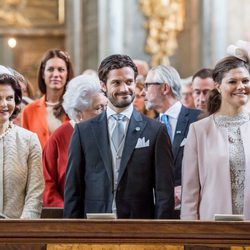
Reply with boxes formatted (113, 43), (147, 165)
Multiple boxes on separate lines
(0, 124), (44, 218)
(181, 115), (250, 220)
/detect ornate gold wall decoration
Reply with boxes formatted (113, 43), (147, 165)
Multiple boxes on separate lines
(0, 0), (64, 28)
(0, 0), (30, 27)
(140, 0), (185, 66)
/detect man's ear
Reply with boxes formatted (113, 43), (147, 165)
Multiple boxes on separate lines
(162, 83), (170, 95)
(100, 81), (106, 93)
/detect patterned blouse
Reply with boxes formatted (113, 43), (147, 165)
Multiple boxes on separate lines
(214, 112), (250, 214)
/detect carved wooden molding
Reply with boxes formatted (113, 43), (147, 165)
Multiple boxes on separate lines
(0, 27), (65, 36)
(0, 220), (250, 245)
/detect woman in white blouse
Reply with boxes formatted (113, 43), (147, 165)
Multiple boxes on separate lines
(0, 68), (44, 218)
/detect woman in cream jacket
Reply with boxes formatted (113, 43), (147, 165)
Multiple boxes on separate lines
(181, 55), (250, 220)
(0, 70), (44, 218)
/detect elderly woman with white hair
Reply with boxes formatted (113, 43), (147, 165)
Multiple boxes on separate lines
(42, 74), (107, 207)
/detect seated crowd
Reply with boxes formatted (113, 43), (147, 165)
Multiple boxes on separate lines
(0, 40), (250, 220)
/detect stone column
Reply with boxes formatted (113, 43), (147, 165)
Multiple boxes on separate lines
(0, 36), (14, 66)
(201, 0), (228, 67)
(65, 0), (98, 74)
(98, 0), (124, 61)
(98, 0), (150, 63)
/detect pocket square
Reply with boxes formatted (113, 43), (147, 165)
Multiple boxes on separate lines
(135, 137), (150, 148)
(180, 138), (187, 147)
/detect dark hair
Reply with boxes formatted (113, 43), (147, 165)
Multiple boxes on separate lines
(192, 68), (213, 82)
(37, 49), (74, 118)
(0, 74), (22, 120)
(207, 56), (250, 115)
(98, 54), (138, 84)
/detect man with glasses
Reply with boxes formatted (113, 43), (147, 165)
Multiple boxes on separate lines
(141, 65), (200, 218)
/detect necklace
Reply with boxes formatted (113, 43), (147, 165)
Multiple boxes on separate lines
(0, 121), (12, 139)
(45, 101), (60, 107)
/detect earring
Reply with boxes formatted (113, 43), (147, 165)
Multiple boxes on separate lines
(77, 111), (83, 122)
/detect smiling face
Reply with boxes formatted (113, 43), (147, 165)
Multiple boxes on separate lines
(102, 67), (136, 112)
(218, 67), (250, 114)
(0, 84), (15, 126)
(43, 57), (68, 92)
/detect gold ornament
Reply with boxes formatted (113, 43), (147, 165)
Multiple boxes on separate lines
(140, 0), (185, 66)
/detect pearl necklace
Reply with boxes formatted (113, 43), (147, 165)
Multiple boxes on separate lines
(0, 122), (13, 139)
(45, 101), (60, 107)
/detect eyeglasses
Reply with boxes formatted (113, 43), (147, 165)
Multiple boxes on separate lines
(143, 82), (162, 91)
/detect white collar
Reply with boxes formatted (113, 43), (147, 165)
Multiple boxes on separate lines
(161, 101), (182, 119)
(106, 104), (133, 120)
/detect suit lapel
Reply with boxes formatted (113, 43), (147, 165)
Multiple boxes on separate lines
(172, 106), (189, 160)
(118, 110), (146, 184)
(91, 112), (113, 183)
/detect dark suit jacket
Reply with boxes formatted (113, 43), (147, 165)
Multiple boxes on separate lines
(64, 109), (174, 219)
(172, 105), (200, 186)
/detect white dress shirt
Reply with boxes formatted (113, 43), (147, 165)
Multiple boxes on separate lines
(106, 104), (133, 138)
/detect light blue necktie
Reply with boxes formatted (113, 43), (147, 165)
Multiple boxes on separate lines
(112, 114), (125, 150)
(161, 114), (172, 141)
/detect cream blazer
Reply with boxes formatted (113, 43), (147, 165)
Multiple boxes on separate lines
(181, 114), (250, 220)
(0, 124), (44, 218)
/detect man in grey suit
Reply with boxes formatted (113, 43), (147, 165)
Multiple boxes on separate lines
(64, 54), (174, 219)
(141, 65), (200, 216)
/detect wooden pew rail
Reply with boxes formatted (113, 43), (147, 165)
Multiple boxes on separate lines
(0, 219), (250, 249)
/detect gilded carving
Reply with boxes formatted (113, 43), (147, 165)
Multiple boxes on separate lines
(0, 0), (30, 26)
(0, 0), (64, 27)
(140, 0), (185, 66)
